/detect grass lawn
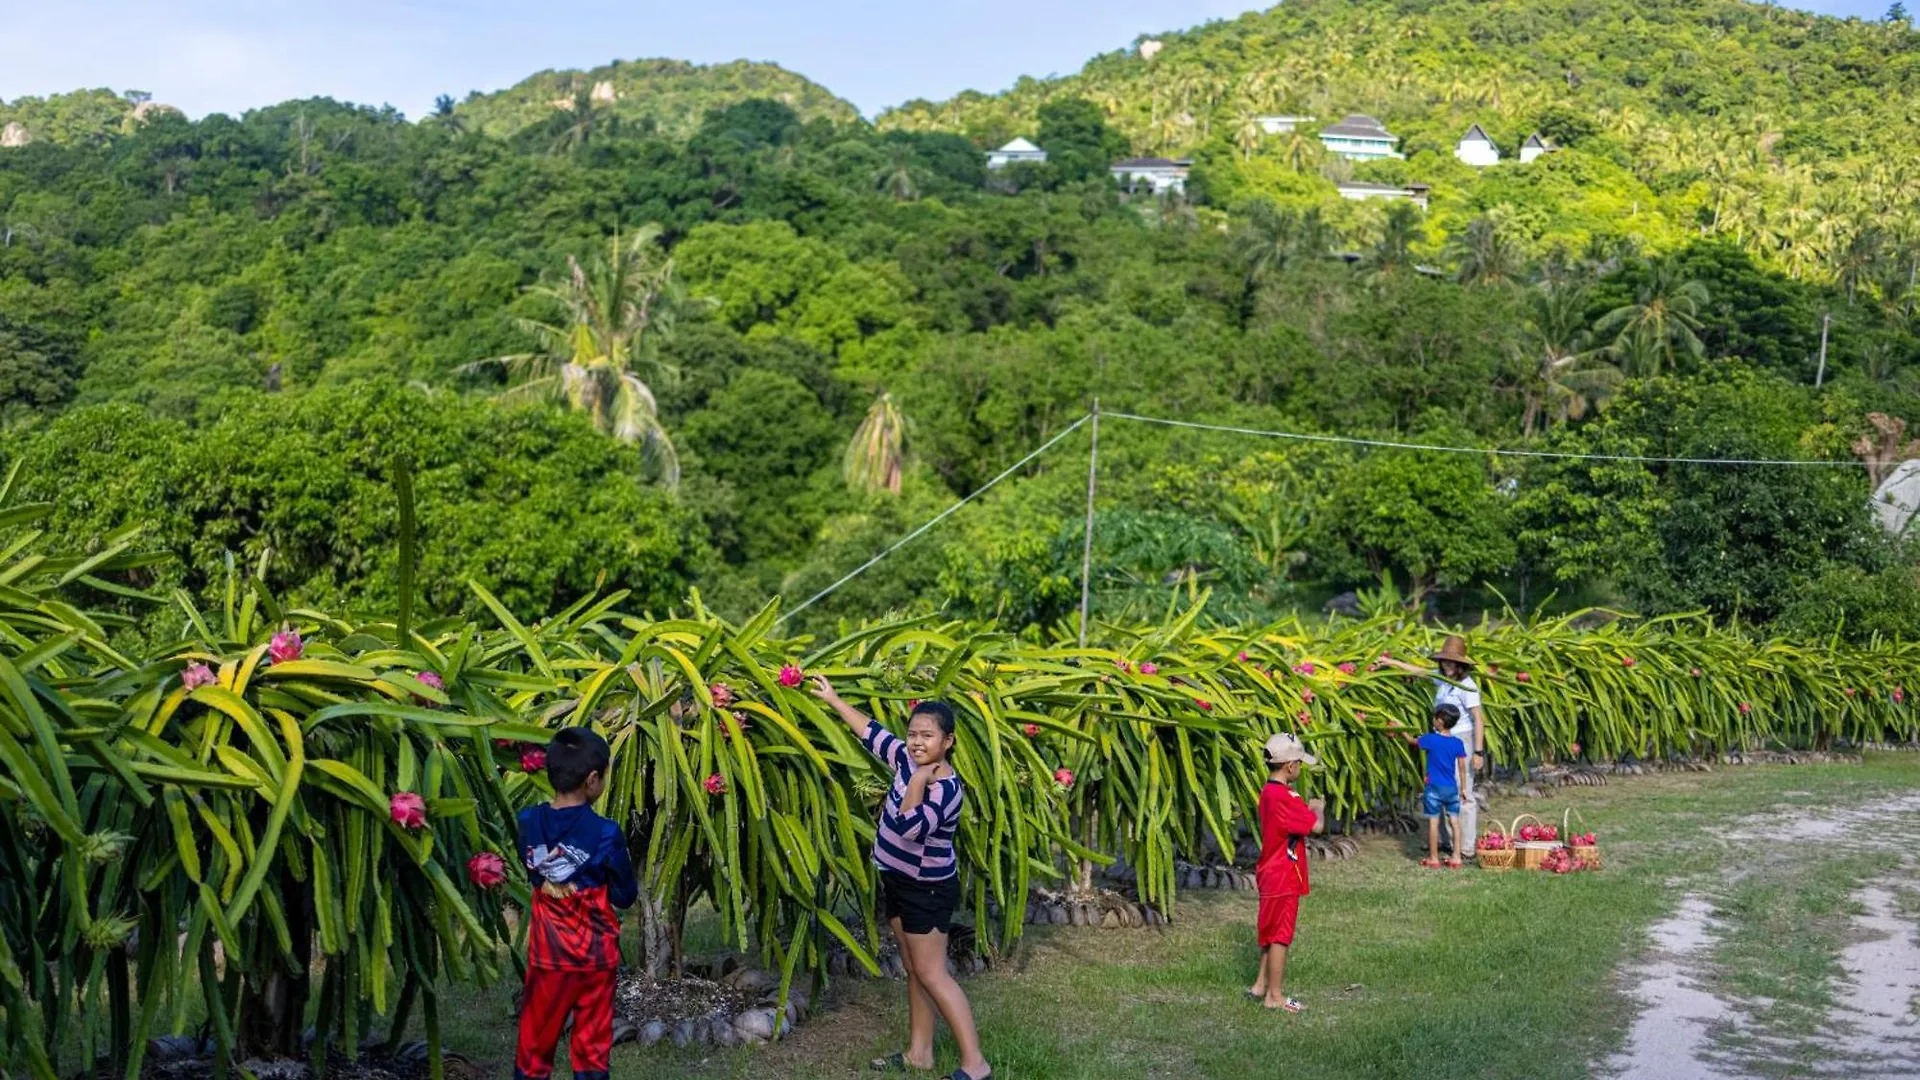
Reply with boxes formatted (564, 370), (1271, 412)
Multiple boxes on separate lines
(436, 752), (1920, 1080)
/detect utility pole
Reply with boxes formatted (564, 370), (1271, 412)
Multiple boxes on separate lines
(1078, 398), (1100, 648)
(1815, 312), (1831, 388)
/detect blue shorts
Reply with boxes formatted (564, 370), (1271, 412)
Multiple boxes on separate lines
(1422, 783), (1462, 817)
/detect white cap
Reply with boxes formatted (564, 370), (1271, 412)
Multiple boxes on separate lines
(1264, 732), (1319, 766)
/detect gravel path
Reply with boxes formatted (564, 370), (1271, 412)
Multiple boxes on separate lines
(1600, 792), (1920, 1079)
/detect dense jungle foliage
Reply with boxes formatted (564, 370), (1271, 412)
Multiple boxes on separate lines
(3, 0), (1920, 647)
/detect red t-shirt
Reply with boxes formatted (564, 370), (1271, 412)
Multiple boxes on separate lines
(1256, 781), (1318, 897)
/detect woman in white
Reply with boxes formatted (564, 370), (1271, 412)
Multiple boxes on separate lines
(1381, 635), (1487, 855)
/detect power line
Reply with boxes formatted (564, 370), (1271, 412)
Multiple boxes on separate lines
(779, 414), (1093, 623)
(1105, 412), (1868, 468)
(776, 406), (1870, 623)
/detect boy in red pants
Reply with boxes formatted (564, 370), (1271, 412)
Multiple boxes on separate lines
(515, 728), (637, 1080)
(1249, 733), (1324, 1013)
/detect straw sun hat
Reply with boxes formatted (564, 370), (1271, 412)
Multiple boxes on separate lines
(1429, 635), (1474, 668)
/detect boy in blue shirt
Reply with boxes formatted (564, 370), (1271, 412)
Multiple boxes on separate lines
(514, 728), (637, 1080)
(1397, 704), (1468, 869)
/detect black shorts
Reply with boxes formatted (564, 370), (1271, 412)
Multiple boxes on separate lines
(879, 870), (960, 935)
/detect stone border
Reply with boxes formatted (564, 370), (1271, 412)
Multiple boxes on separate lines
(609, 962), (806, 1049)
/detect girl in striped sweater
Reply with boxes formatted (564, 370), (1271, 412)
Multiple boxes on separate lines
(813, 677), (992, 1080)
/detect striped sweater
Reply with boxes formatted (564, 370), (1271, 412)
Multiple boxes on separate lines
(862, 720), (964, 881)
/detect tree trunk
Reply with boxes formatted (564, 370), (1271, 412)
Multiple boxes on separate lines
(639, 892), (671, 980)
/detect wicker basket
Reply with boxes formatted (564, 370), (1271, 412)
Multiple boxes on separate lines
(1510, 813), (1557, 870)
(1564, 807), (1602, 870)
(1476, 840), (1518, 871)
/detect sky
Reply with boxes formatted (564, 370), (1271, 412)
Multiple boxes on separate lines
(0, 0), (1898, 122)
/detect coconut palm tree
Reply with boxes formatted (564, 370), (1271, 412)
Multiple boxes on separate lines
(1232, 202), (1333, 286)
(874, 144), (921, 202)
(1448, 214), (1526, 286)
(1231, 106), (1265, 161)
(1593, 262), (1709, 376)
(845, 392), (909, 495)
(1362, 201), (1423, 281)
(548, 80), (616, 156)
(465, 226), (707, 484)
(1833, 226), (1885, 304)
(1517, 283), (1623, 434)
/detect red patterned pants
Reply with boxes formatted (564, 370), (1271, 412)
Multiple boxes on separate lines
(514, 967), (614, 1080)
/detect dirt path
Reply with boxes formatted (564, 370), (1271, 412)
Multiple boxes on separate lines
(1599, 793), (1920, 1079)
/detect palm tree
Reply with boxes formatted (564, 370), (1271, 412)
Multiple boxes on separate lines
(1517, 284), (1623, 434)
(1448, 214), (1525, 286)
(1231, 106), (1265, 161)
(1232, 202), (1334, 286)
(548, 80), (616, 155)
(1280, 129), (1320, 174)
(465, 226), (706, 484)
(1593, 262), (1709, 376)
(1362, 201), (1422, 280)
(1833, 227), (1885, 304)
(845, 392), (908, 495)
(874, 144), (920, 202)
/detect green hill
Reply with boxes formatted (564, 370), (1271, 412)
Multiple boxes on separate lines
(0, 89), (181, 147)
(452, 57), (859, 139)
(880, 0), (1920, 264)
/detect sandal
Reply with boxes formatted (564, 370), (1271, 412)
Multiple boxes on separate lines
(946, 1070), (990, 1080)
(1244, 989), (1263, 1003)
(1445, 857), (1463, 869)
(871, 1052), (907, 1072)
(1420, 858), (1443, 869)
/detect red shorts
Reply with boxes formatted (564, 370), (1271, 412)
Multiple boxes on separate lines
(1258, 894), (1300, 948)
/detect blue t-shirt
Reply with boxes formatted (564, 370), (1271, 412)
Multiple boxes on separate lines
(1416, 732), (1468, 790)
(516, 803), (638, 908)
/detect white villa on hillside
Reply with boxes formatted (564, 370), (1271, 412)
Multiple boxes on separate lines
(1520, 132), (1555, 163)
(1112, 157), (1191, 195)
(1336, 180), (1431, 210)
(1318, 115), (1403, 161)
(986, 138), (1047, 169)
(1255, 115), (1316, 134)
(1455, 123), (1499, 167)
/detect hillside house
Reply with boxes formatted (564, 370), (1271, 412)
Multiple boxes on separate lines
(1112, 157), (1191, 195)
(986, 137), (1047, 169)
(1454, 123), (1500, 167)
(1336, 180), (1431, 210)
(1318, 115), (1403, 161)
(1255, 115), (1316, 134)
(1520, 132), (1555, 163)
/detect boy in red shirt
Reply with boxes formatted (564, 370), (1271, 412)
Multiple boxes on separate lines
(1249, 732), (1324, 1013)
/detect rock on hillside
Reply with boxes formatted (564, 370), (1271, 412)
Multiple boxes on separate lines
(454, 58), (859, 139)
